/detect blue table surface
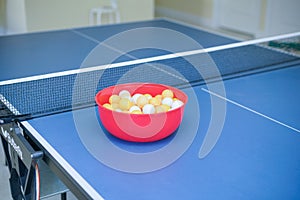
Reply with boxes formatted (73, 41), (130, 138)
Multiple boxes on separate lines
(0, 19), (237, 82)
(27, 64), (300, 200)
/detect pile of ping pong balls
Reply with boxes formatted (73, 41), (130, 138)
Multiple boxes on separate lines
(102, 89), (184, 114)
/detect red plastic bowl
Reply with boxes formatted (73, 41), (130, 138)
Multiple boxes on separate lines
(95, 83), (188, 142)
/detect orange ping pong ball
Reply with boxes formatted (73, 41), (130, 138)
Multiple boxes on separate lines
(103, 103), (113, 110)
(149, 97), (161, 106)
(155, 94), (163, 100)
(119, 98), (132, 110)
(109, 94), (121, 104)
(131, 110), (143, 114)
(161, 104), (170, 112)
(155, 105), (165, 113)
(144, 94), (152, 100)
(111, 103), (120, 110)
(137, 95), (148, 108)
(162, 89), (174, 98)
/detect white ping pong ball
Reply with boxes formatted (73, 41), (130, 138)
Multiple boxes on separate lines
(171, 100), (184, 110)
(162, 97), (173, 107)
(115, 108), (122, 112)
(142, 104), (155, 114)
(119, 90), (131, 99)
(129, 105), (141, 113)
(131, 93), (142, 104)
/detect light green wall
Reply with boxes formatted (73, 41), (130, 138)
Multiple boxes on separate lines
(156, 0), (213, 18)
(0, 0), (5, 28)
(120, 0), (154, 22)
(23, 0), (153, 32)
(26, 0), (154, 32)
(25, 0), (107, 31)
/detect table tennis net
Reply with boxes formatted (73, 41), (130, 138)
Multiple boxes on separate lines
(0, 39), (300, 120)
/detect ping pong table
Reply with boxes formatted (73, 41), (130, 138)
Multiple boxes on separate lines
(1, 19), (300, 200)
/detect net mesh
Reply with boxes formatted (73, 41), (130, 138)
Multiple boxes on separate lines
(0, 42), (299, 119)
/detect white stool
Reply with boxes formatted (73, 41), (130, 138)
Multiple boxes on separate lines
(89, 0), (120, 25)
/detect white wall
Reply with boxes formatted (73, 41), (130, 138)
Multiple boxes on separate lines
(155, 0), (300, 38)
(264, 0), (300, 36)
(6, 0), (27, 34)
(155, 0), (213, 27)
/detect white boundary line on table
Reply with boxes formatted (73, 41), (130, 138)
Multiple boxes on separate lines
(21, 121), (105, 200)
(201, 88), (300, 133)
(0, 94), (104, 199)
(1, 31), (299, 87)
